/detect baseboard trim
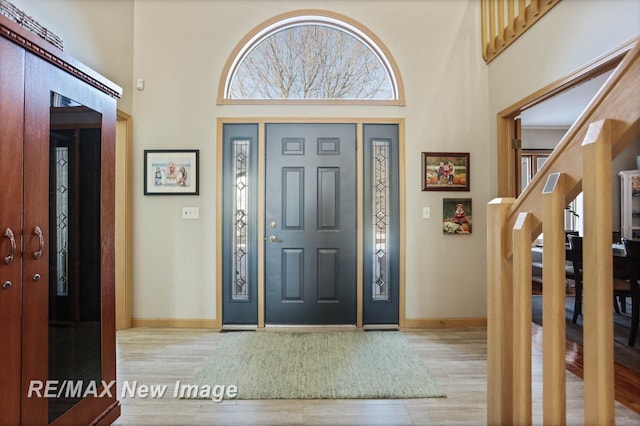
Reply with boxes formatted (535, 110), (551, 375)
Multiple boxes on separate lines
(402, 317), (487, 329)
(129, 317), (485, 330)
(131, 318), (221, 329)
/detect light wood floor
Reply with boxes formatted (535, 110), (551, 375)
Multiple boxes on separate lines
(113, 327), (640, 425)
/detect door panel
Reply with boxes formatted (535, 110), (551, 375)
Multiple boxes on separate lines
(363, 124), (400, 325)
(222, 124), (259, 325)
(0, 36), (25, 426)
(265, 123), (356, 324)
(22, 52), (52, 425)
(22, 53), (116, 425)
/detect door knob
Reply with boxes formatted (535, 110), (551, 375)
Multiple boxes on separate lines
(2, 280), (12, 290)
(33, 274), (41, 281)
(268, 235), (283, 243)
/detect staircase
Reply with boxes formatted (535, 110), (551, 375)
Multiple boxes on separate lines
(486, 40), (640, 424)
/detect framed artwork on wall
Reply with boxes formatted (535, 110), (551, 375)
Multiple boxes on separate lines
(144, 149), (199, 195)
(422, 152), (470, 191)
(443, 198), (472, 234)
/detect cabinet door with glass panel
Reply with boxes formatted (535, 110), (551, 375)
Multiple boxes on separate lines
(0, 17), (120, 425)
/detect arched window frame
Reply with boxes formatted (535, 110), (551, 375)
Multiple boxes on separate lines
(217, 10), (405, 105)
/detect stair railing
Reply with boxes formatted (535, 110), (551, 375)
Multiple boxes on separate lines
(487, 41), (640, 425)
(481, 0), (561, 63)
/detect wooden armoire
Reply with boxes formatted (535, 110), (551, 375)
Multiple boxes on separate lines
(0, 12), (121, 426)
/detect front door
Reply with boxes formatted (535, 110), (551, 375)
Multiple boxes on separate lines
(264, 123), (357, 324)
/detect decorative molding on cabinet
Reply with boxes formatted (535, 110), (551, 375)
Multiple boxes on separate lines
(0, 13), (122, 99)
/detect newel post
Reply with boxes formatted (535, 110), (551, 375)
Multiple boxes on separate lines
(487, 197), (515, 425)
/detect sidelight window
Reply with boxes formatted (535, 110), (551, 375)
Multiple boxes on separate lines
(231, 139), (250, 300)
(371, 139), (391, 301)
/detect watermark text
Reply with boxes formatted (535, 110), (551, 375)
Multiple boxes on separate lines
(27, 380), (237, 402)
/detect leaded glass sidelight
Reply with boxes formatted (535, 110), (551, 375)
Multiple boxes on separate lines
(55, 146), (69, 296)
(372, 139), (390, 301)
(232, 139), (250, 300)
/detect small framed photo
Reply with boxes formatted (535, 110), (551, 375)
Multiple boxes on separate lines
(632, 175), (640, 196)
(422, 152), (470, 191)
(443, 198), (472, 234)
(144, 149), (199, 195)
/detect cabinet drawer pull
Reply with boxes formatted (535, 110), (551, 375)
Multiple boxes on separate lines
(3, 228), (15, 264)
(33, 226), (44, 259)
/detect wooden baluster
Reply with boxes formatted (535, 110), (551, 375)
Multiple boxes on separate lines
(582, 119), (615, 425)
(541, 172), (567, 425)
(529, 0), (540, 16)
(487, 197), (515, 424)
(481, 1), (489, 65)
(518, 0), (527, 27)
(506, 0), (515, 39)
(513, 211), (536, 426)
(497, 0), (505, 46)
(489, 0), (497, 54)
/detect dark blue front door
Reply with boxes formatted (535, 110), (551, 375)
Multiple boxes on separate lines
(264, 123), (357, 324)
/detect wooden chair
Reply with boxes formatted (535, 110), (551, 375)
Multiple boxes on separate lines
(567, 235), (583, 324)
(569, 235), (639, 346)
(621, 238), (640, 346)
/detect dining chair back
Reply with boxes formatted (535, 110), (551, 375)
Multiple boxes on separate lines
(567, 235), (583, 324)
(622, 238), (639, 346)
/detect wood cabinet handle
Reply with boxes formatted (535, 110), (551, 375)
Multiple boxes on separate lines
(33, 226), (44, 259)
(3, 228), (15, 264)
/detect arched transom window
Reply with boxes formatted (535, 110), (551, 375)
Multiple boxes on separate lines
(219, 11), (404, 104)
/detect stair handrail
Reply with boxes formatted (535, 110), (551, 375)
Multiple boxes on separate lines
(487, 40), (640, 425)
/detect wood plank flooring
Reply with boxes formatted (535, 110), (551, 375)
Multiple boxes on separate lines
(113, 327), (640, 425)
(531, 322), (640, 415)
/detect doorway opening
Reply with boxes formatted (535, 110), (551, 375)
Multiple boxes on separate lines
(496, 41), (634, 198)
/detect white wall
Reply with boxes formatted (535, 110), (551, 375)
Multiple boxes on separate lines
(9, 0), (134, 113)
(129, 0), (489, 322)
(10, 0), (639, 324)
(522, 128), (569, 150)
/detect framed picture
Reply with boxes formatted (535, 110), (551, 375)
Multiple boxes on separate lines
(422, 152), (470, 191)
(144, 149), (199, 195)
(443, 198), (472, 234)
(632, 175), (640, 196)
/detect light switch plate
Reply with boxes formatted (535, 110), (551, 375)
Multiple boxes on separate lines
(422, 207), (430, 219)
(182, 207), (199, 219)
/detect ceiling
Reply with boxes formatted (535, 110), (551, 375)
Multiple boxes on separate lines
(519, 70), (614, 128)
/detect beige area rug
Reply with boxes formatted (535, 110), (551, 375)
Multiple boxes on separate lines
(190, 331), (446, 399)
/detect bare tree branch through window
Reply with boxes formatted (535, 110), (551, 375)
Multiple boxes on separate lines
(229, 25), (393, 100)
